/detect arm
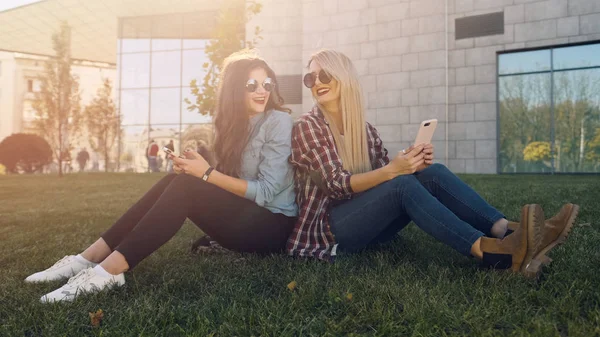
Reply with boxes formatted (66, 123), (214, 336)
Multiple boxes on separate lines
(171, 152), (248, 198)
(290, 118), (426, 197)
(291, 119), (392, 197)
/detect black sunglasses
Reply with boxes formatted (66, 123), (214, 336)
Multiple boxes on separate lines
(303, 70), (332, 88)
(246, 78), (275, 93)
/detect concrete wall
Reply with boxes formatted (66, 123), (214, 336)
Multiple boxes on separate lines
(249, 0), (600, 173)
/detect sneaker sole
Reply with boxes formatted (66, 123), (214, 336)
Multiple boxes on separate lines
(522, 204), (579, 278)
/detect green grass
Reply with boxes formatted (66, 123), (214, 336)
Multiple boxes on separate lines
(1, 173), (599, 337)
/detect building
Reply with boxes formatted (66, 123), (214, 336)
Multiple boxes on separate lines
(0, 0), (598, 173)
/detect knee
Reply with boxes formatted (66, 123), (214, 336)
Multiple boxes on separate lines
(419, 163), (449, 178)
(390, 174), (420, 189)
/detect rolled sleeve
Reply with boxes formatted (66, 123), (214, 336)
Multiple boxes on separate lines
(244, 113), (294, 206)
(290, 117), (353, 200)
(244, 180), (258, 201)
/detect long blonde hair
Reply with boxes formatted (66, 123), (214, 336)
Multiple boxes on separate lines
(308, 49), (371, 173)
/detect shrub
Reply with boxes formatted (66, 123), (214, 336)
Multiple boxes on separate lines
(0, 133), (53, 174)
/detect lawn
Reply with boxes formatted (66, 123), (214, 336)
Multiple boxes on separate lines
(0, 173), (599, 336)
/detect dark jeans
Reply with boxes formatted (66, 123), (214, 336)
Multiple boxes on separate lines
(101, 174), (295, 268)
(329, 163), (505, 256)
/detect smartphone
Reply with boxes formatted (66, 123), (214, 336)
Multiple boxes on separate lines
(163, 147), (185, 159)
(414, 119), (438, 146)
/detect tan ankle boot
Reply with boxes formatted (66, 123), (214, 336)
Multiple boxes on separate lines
(507, 203), (579, 267)
(480, 204), (540, 274)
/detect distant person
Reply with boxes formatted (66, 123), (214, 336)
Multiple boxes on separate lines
(61, 150), (72, 174)
(147, 140), (159, 173)
(156, 155), (163, 172)
(91, 151), (99, 172)
(25, 50), (297, 303)
(165, 140), (175, 173)
(76, 148), (90, 172)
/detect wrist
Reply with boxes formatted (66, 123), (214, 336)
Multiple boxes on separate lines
(381, 165), (398, 181)
(202, 166), (214, 182)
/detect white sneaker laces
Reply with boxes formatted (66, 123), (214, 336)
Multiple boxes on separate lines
(47, 255), (76, 271)
(66, 268), (94, 286)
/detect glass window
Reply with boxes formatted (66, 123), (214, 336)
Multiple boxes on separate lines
(553, 44), (600, 70)
(181, 87), (213, 124)
(121, 53), (150, 89)
(120, 125), (150, 173)
(150, 88), (181, 124)
(151, 51), (181, 88)
(121, 89), (149, 125)
(121, 39), (151, 53)
(498, 73), (552, 173)
(182, 49), (208, 87)
(499, 50), (551, 75)
(553, 69), (600, 173)
(152, 39), (181, 51)
(183, 39), (209, 50)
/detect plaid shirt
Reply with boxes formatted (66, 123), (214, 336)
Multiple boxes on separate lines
(286, 106), (389, 261)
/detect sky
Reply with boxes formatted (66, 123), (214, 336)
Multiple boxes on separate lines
(0, 0), (42, 12)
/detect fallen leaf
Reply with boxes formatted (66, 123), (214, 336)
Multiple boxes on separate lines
(89, 309), (104, 327)
(287, 281), (297, 291)
(346, 293), (353, 301)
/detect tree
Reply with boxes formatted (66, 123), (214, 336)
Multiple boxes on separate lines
(31, 22), (82, 177)
(184, 0), (263, 116)
(0, 133), (52, 174)
(84, 78), (120, 172)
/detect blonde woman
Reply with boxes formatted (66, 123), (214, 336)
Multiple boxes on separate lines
(287, 49), (578, 277)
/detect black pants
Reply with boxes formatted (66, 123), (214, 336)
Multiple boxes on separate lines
(101, 174), (295, 269)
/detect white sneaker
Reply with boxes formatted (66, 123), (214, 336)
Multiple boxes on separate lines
(40, 267), (125, 303)
(25, 255), (97, 283)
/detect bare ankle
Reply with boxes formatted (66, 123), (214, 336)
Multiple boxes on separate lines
(81, 238), (112, 263)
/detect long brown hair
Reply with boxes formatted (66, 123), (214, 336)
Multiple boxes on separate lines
(213, 50), (290, 177)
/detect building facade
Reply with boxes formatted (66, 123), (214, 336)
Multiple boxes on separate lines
(0, 50), (116, 171)
(0, 0), (599, 173)
(250, 0), (600, 174)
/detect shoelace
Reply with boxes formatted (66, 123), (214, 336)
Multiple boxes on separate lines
(66, 268), (94, 285)
(48, 255), (75, 270)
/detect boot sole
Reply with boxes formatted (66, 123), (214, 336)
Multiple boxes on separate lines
(508, 205), (531, 274)
(522, 204), (579, 278)
(518, 204), (543, 277)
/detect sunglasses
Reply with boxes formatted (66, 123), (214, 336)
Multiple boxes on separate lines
(303, 70), (332, 88)
(246, 78), (275, 93)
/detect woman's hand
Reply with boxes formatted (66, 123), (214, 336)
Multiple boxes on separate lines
(170, 149), (210, 178)
(384, 144), (425, 178)
(416, 143), (434, 172)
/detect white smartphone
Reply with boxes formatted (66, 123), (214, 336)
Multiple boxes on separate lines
(414, 119), (438, 146)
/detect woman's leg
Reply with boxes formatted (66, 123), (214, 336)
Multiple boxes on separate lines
(25, 174), (180, 283)
(102, 174), (294, 274)
(79, 174), (179, 262)
(414, 164), (507, 237)
(330, 174), (484, 256)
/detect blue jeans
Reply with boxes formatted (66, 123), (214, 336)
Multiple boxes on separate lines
(329, 163), (505, 256)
